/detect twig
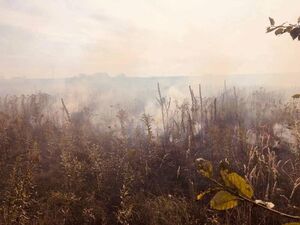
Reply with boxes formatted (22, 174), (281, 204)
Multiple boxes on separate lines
(61, 98), (71, 122)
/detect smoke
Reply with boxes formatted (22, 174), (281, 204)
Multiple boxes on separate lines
(273, 123), (297, 146)
(0, 74), (300, 133)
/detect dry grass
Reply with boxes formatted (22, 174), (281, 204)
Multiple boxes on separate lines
(0, 87), (299, 225)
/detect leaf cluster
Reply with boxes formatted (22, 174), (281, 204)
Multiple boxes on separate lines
(196, 158), (254, 210)
(196, 158), (300, 224)
(267, 17), (300, 40)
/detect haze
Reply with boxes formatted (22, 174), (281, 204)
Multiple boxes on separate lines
(0, 0), (300, 78)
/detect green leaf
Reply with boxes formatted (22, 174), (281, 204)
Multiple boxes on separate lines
(275, 28), (285, 35)
(210, 191), (238, 210)
(285, 25), (295, 33)
(290, 27), (300, 40)
(227, 172), (254, 198)
(220, 170), (254, 198)
(197, 187), (222, 201)
(269, 17), (275, 26)
(220, 169), (234, 188)
(196, 158), (213, 178)
(196, 190), (211, 200)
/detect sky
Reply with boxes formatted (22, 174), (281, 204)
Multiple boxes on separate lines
(0, 0), (300, 78)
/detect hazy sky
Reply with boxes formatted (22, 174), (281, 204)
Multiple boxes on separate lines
(0, 0), (300, 78)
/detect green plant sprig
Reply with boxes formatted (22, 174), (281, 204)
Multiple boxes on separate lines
(196, 158), (300, 221)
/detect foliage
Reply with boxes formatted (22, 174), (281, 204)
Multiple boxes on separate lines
(209, 191), (238, 210)
(196, 158), (300, 224)
(196, 158), (254, 210)
(267, 17), (300, 40)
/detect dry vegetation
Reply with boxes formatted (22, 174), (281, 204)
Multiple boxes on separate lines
(0, 84), (299, 225)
